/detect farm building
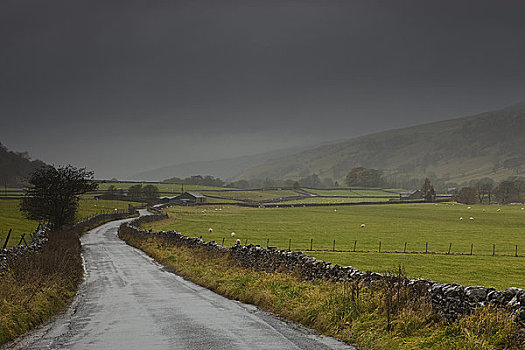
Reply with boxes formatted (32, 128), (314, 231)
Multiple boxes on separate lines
(399, 190), (423, 200)
(176, 191), (207, 204)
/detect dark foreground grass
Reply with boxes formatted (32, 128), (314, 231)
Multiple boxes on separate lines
(119, 229), (524, 350)
(0, 212), (137, 345)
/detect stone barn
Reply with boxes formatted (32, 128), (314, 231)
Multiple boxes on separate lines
(176, 191), (207, 204)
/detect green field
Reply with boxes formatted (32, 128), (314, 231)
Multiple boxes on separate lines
(278, 197), (395, 204)
(0, 199), (142, 247)
(96, 182), (230, 192)
(144, 203), (525, 289)
(305, 188), (400, 197)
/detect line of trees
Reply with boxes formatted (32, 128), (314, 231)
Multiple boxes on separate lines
(100, 184), (160, 202)
(454, 177), (525, 204)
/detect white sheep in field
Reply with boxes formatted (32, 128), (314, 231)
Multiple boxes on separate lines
(236, 239), (241, 244)
(469, 217), (474, 220)
(459, 217), (463, 221)
(522, 208), (524, 210)
(467, 206), (471, 209)
(231, 232), (235, 237)
(360, 223), (366, 228)
(334, 209), (337, 212)
(209, 228), (213, 233)
(497, 208), (501, 212)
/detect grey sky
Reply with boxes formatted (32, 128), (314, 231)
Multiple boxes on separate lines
(2, 0), (525, 179)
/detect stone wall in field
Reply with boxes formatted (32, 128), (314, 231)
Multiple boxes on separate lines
(123, 214), (525, 326)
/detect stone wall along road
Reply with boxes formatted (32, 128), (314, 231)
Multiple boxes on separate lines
(6, 212), (353, 350)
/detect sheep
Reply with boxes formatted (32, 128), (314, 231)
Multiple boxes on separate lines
(231, 232), (235, 237)
(236, 238), (241, 244)
(469, 217), (474, 220)
(334, 209), (337, 212)
(467, 206), (471, 209)
(360, 223), (366, 228)
(497, 208), (501, 212)
(459, 217), (463, 221)
(208, 228), (213, 233)
(522, 208), (524, 210)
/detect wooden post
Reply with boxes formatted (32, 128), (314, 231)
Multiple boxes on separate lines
(1, 229), (12, 251)
(379, 241), (381, 253)
(332, 239), (335, 252)
(17, 233), (26, 246)
(404, 242), (407, 253)
(425, 242), (428, 253)
(245, 239), (248, 245)
(448, 243), (452, 255)
(353, 240), (357, 252)
(493, 244), (495, 256)
(267, 238), (269, 248)
(310, 238), (313, 251)
(516, 245), (518, 257)
(288, 239), (291, 251)
(221, 237), (225, 246)
(470, 243), (473, 255)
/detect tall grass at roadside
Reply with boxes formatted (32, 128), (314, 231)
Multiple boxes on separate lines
(119, 229), (523, 349)
(0, 212), (137, 345)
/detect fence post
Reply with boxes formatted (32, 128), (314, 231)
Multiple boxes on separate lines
(332, 239), (335, 252)
(288, 239), (291, 251)
(310, 238), (313, 251)
(379, 241), (381, 253)
(470, 243), (473, 255)
(245, 239), (248, 245)
(425, 242), (428, 253)
(353, 240), (357, 252)
(17, 233), (26, 246)
(221, 237), (225, 246)
(516, 245), (518, 257)
(493, 244), (495, 256)
(1, 229), (12, 251)
(267, 238), (269, 248)
(404, 242), (407, 253)
(448, 243), (452, 255)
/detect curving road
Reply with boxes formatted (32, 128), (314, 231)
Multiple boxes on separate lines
(8, 212), (354, 350)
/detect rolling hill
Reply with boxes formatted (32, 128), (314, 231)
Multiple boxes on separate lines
(237, 104), (525, 186)
(0, 142), (46, 186)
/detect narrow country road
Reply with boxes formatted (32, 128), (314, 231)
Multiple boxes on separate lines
(9, 212), (354, 350)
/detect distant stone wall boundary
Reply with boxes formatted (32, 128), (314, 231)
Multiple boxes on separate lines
(123, 214), (524, 326)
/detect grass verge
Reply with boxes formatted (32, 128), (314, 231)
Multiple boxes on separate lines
(118, 229), (524, 349)
(0, 212), (137, 345)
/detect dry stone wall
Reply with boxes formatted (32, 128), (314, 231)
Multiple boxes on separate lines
(123, 214), (525, 326)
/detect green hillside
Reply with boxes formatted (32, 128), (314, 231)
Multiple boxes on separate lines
(238, 105), (525, 186)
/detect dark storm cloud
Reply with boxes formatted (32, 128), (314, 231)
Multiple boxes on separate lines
(2, 0), (525, 178)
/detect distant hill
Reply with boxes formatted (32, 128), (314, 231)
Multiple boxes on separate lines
(129, 143), (334, 181)
(0, 142), (46, 186)
(237, 104), (525, 186)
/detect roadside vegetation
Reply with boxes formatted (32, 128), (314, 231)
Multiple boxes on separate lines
(143, 204), (525, 290)
(118, 230), (524, 349)
(0, 199), (142, 247)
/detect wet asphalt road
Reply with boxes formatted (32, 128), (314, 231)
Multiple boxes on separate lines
(9, 213), (355, 350)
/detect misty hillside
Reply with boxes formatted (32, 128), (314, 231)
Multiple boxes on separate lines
(237, 105), (525, 185)
(130, 143), (330, 181)
(0, 142), (46, 186)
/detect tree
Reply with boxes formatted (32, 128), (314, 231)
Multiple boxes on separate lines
(420, 178), (436, 202)
(472, 177), (494, 204)
(142, 184), (160, 202)
(456, 187), (478, 204)
(127, 184), (143, 201)
(494, 180), (520, 204)
(20, 165), (97, 230)
(345, 167), (384, 187)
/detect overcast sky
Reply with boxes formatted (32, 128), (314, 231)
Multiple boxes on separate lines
(2, 0), (525, 179)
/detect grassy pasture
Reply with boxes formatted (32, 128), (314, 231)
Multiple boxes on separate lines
(144, 203), (525, 289)
(202, 189), (299, 202)
(96, 182), (230, 192)
(306, 188), (400, 197)
(278, 197), (394, 204)
(0, 199), (142, 247)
